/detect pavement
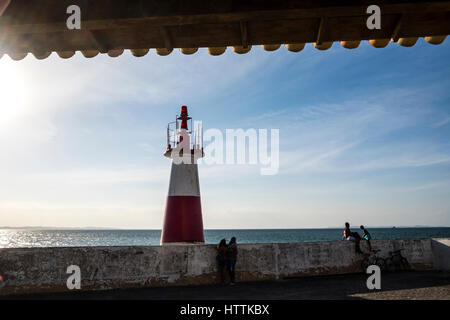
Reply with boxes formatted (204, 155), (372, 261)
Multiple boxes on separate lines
(2, 271), (450, 300)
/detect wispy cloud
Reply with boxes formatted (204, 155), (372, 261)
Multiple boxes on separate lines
(0, 166), (169, 186)
(432, 115), (450, 128)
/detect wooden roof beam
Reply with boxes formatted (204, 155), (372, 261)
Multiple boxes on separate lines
(240, 20), (248, 48)
(3, 2), (450, 36)
(316, 17), (327, 45)
(160, 26), (173, 51)
(391, 14), (404, 42)
(0, 0), (10, 16)
(86, 30), (110, 53)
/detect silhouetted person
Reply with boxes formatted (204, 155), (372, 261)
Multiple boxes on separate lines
(360, 225), (372, 251)
(226, 237), (238, 285)
(216, 239), (228, 285)
(342, 222), (363, 254)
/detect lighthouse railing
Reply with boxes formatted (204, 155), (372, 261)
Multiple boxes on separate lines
(166, 121), (202, 153)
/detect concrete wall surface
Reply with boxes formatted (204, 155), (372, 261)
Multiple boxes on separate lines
(0, 238), (443, 296)
(431, 238), (450, 270)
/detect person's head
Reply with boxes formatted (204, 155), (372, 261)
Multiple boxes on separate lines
(345, 222), (350, 228)
(219, 239), (226, 247)
(229, 237), (236, 244)
(360, 225), (365, 230)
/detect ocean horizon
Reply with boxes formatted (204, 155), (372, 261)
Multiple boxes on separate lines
(1, 227), (450, 248)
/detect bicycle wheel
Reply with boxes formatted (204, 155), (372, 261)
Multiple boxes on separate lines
(385, 257), (393, 272)
(400, 257), (411, 271)
(361, 259), (370, 272)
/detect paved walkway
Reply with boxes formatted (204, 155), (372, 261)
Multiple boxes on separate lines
(2, 271), (450, 300)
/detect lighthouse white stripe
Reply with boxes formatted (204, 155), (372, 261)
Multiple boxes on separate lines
(167, 162), (201, 197)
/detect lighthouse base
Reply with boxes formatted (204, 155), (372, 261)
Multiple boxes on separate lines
(161, 195), (205, 244)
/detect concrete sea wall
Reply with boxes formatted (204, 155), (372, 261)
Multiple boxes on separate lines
(0, 238), (448, 296)
(431, 238), (450, 271)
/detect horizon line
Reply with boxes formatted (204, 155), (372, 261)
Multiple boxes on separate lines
(1, 226), (449, 230)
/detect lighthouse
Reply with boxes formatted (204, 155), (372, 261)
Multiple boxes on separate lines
(161, 106), (205, 244)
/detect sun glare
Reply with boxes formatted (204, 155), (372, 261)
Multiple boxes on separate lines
(0, 59), (29, 127)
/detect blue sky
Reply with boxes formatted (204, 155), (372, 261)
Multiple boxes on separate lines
(0, 39), (449, 229)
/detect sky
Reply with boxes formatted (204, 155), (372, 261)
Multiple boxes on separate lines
(0, 39), (449, 229)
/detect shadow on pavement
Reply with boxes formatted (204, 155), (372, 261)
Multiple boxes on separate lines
(1, 271), (449, 300)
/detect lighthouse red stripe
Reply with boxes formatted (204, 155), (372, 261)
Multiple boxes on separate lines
(161, 196), (204, 243)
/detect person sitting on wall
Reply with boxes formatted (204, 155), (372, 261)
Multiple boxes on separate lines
(216, 239), (228, 285)
(360, 225), (373, 252)
(342, 222), (363, 254)
(226, 237), (238, 285)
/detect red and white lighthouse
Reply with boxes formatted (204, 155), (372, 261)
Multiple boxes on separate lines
(161, 106), (205, 244)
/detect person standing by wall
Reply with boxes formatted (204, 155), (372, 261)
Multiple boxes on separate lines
(227, 237), (238, 285)
(216, 239), (228, 285)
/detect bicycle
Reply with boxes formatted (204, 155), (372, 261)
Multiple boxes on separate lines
(385, 249), (411, 271)
(361, 249), (386, 272)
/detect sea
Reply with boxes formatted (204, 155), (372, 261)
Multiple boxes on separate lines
(1, 227), (450, 248)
